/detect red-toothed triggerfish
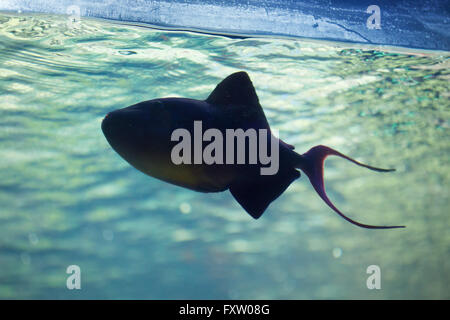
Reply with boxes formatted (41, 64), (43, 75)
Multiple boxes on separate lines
(102, 71), (404, 229)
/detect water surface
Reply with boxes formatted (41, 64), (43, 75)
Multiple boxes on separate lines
(0, 12), (449, 299)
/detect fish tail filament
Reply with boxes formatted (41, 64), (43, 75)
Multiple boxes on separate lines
(298, 145), (405, 229)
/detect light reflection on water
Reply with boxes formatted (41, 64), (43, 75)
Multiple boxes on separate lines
(0, 12), (449, 299)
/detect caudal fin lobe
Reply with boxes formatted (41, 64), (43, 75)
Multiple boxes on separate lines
(299, 145), (405, 229)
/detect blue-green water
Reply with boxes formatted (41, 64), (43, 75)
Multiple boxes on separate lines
(0, 12), (449, 299)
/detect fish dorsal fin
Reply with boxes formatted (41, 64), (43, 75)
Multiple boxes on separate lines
(206, 71), (260, 108)
(230, 168), (301, 219)
(206, 71), (269, 128)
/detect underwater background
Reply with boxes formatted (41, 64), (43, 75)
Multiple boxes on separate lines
(0, 12), (448, 299)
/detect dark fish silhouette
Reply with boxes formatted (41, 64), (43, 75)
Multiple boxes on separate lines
(102, 71), (404, 229)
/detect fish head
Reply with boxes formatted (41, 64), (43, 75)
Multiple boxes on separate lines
(101, 99), (173, 165)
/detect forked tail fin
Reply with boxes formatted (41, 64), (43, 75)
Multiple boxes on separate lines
(298, 145), (405, 229)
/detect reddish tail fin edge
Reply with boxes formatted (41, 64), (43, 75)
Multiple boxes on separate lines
(300, 145), (405, 229)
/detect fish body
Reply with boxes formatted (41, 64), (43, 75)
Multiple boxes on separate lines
(102, 72), (404, 229)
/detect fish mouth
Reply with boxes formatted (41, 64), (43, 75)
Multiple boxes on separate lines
(101, 110), (127, 133)
(101, 112), (113, 138)
(101, 110), (127, 145)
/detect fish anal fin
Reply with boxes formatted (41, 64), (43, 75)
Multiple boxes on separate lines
(230, 168), (300, 219)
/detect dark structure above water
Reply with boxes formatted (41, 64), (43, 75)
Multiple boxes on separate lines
(1, 0), (449, 50)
